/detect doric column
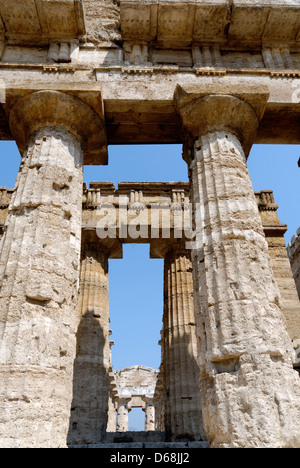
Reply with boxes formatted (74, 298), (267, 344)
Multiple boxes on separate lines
(143, 397), (156, 432)
(68, 232), (122, 445)
(116, 398), (131, 432)
(174, 84), (300, 448)
(151, 240), (204, 442)
(0, 91), (106, 448)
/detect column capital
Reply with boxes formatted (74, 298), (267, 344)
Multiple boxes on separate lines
(150, 239), (191, 260)
(141, 395), (155, 405)
(174, 84), (269, 158)
(81, 228), (123, 259)
(7, 89), (107, 165)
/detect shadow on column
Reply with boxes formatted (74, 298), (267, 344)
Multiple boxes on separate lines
(162, 328), (206, 443)
(67, 308), (110, 446)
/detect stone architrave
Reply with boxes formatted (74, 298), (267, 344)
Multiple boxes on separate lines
(174, 84), (300, 448)
(0, 91), (106, 448)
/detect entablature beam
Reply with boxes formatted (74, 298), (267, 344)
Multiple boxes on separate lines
(0, 72), (300, 149)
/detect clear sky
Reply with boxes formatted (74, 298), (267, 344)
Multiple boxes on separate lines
(0, 141), (299, 429)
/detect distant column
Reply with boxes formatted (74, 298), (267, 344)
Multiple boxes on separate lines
(68, 232), (122, 445)
(143, 397), (156, 432)
(116, 398), (131, 432)
(151, 240), (204, 441)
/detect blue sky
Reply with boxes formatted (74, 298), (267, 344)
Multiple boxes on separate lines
(0, 140), (299, 429)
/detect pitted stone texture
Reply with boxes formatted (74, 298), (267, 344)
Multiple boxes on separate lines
(0, 127), (83, 448)
(83, 0), (121, 45)
(162, 246), (205, 442)
(288, 228), (300, 301)
(189, 130), (300, 448)
(114, 366), (159, 404)
(0, 0), (86, 45)
(68, 243), (111, 445)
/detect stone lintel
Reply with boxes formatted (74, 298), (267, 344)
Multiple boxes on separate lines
(1, 77), (300, 146)
(1, 184), (286, 247)
(174, 83), (269, 157)
(5, 84), (108, 165)
(117, 181), (190, 194)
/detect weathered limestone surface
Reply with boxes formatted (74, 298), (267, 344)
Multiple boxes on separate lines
(113, 366), (159, 433)
(82, 182), (300, 344)
(83, 0), (121, 45)
(151, 241), (205, 442)
(0, 128), (83, 448)
(0, 0), (86, 45)
(0, 180), (299, 447)
(288, 228), (300, 301)
(120, 0), (300, 49)
(257, 197), (300, 360)
(104, 366), (160, 434)
(0, 91), (106, 448)
(0, 188), (13, 245)
(67, 233), (122, 445)
(0, 2), (300, 147)
(175, 85), (300, 448)
(0, 0), (299, 449)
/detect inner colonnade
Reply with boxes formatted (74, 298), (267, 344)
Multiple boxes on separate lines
(67, 181), (300, 445)
(0, 0), (300, 448)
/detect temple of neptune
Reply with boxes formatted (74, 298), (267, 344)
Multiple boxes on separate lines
(0, 0), (300, 448)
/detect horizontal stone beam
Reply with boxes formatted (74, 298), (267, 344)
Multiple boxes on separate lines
(0, 73), (300, 147)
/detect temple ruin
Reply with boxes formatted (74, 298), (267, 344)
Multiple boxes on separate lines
(0, 0), (300, 448)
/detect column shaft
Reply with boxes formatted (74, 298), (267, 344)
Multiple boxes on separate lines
(144, 401), (155, 431)
(190, 130), (300, 447)
(116, 400), (130, 432)
(0, 127), (83, 448)
(67, 243), (110, 445)
(163, 247), (204, 441)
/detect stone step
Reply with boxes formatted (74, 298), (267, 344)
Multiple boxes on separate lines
(69, 441), (209, 449)
(105, 431), (166, 444)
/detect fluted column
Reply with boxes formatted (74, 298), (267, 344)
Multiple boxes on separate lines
(116, 398), (131, 432)
(143, 397), (156, 432)
(68, 233), (122, 445)
(175, 84), (300, 448)
(0, 91), (106, 448)
(152, 241), (204, 441)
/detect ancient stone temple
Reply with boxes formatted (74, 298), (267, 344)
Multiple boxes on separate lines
(0, 0), (300, 449)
